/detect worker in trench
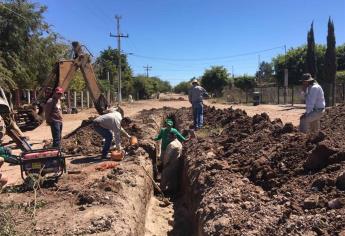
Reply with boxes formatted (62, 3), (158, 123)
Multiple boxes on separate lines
(160, 131), (185, 195)
(153, 119), (187, 170)
(93, 106), (131, 159)
(299, 73), (326, 134)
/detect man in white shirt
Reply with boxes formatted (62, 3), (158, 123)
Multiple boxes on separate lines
(93, 107), (131, 159)
(299, 73), (325, 134)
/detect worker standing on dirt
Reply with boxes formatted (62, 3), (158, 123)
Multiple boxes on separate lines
(299, 73), (325, 133)
(188, 79), (208, 130)
(45, 87), (64, 148)
(93, 107), (131, 159)
(0, 157), (8, 189)
(153, 119), (187, 163)
(160, 131), (183, 194)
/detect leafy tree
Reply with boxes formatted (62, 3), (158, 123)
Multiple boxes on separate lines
(306, 22), (317, 78)
(324, 17), (337, 106)
(336, 71), (345, 82)
(255, 61), (273, 82)
(94, 47), (133, 97)
(174, 81), (191, 94)
(234, 75), (256, 92)
(272, 45), (326, 86)
(337, 44), (345, 71)
(0, 0), (68, 89)
(201, 66), (230, 97)
(69, 70), (86, 92)
(132, 75), (171, 99)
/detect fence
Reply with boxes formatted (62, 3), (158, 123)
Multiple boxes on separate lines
(11, 89), (120, 113)
(224, 83), (345, 105)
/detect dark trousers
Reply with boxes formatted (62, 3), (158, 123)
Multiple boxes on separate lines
(94, 123), (113, 158)
(50, 120), (63, 148)
(192, 102), (204, 128)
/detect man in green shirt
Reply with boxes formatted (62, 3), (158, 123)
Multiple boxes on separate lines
(153, 119), (187, 166)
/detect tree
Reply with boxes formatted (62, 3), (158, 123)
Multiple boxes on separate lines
(306, 22), (317, 78)
(324, 17), (337, 106)
(132, 75), (172, 99)
(273, 45), (326, 86)
(234, 75), (256, 92)
(94, 47), (133, 97)
(0, 0), (69, 89)
(337, 44), (345, 71)
(174, 81), (191, 94)
(255, 61), (273, 82)
(201, 66), (230, 97)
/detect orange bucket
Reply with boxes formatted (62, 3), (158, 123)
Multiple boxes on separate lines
(110, 150), (124, 161)
(130, 136), (138, 145)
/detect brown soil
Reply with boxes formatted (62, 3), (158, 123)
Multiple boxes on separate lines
(174, 105), (345, 235)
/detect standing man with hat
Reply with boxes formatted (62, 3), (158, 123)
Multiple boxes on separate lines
(45, 87), (64, 148)
(188, 79), (209, 130)
(299, 73), (325, 133)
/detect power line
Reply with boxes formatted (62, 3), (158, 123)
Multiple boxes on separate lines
(130, 45), (285, 62)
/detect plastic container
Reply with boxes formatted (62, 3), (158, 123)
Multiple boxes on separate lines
(130, 136), (138, 146)
(110, 150), (124, 161)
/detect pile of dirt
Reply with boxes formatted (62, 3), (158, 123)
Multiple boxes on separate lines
(61, 117), (145, 155)
(177, 105), (345, 235)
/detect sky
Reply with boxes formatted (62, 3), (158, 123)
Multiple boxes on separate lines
(35, 0), (345, 85)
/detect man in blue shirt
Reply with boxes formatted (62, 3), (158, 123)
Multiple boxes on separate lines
(299, 73), (325, 133)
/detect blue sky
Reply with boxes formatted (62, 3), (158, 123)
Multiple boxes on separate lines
(37, 0), (345, 85)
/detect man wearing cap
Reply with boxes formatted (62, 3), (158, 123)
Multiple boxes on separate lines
(188, 79), (209, 130)
(299, 73), (325, 133)
(45, 87), (64, 148)
(93, 107), (131, 159)
(153, 119), (187, 170)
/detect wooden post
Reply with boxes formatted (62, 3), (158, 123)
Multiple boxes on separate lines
(73, 91), (77, 108)
(86, 91), (90, 108)
(67, 90), (71, 114)
(343, 83), (345, 102)
(291, 85), (294, 106)
(81, 91), (84, 110)
(277, 86), (280, 104)
(27, 90), (31, 104)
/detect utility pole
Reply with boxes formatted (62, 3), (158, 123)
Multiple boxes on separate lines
(143, 65), (152, 78)
(284, 44), (288, 105)
(110, 15), (128, 104)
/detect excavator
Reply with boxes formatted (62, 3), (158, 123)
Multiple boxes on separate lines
(0, 41), (109, 152)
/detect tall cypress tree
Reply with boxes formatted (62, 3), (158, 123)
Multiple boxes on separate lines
(306, 22), (317, 78)
(324, 17), (337, 106)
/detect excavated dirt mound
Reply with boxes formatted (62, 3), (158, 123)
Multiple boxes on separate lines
(175, 105), (345, 235)
(61, 117), (145, 155)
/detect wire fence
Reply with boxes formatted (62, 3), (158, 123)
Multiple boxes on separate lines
(223, 83), (345, 105)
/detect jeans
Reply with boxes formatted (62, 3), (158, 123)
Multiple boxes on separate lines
(94, 123), (113, 158)
(192, 102), (203, 128)
(299, 110), (324, 134)
(50, 120), (62, 148)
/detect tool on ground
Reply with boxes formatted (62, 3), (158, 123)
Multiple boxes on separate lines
(20, 148), (66, 181)
(141, 165), (170, 206)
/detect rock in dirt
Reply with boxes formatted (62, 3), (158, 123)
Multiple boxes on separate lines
(327, 198), (344, 209)
(336, 171), (345, 190)
(303, 195), (320, 209)
(304, 142), (338, 171)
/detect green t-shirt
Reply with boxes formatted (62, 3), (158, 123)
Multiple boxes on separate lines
(0, 146), (12, 160)
(154, 128), (186, 151)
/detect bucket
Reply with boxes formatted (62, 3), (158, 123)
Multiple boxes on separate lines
(130, 136), (138, 146)
(110, 150), (124, 161)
